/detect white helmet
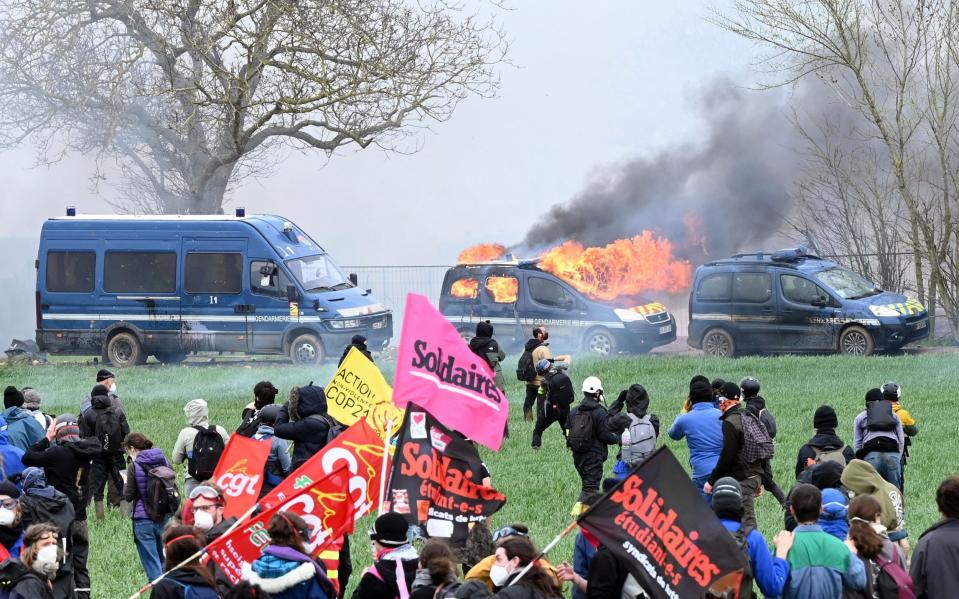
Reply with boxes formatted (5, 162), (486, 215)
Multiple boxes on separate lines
(582, 376), (603, 395)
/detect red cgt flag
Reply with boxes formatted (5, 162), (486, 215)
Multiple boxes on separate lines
(211, 434), (273, 519)
(207, 464), (355, 585)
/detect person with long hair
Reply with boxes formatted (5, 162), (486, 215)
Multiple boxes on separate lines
(846, 494), (909, 598)
(410, 538), (459, 598)
(243, 511), (335, 599)
(460, 536), (562, 598)
(7, 523), (60, 599)
(149, 526), (218, 599)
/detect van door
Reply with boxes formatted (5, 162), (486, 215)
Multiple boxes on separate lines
(248, 259), (296, 352)
(39, 243), (99, 353)
(181, 238), (248, 353)
(523, 274), (583, 352)
(778, 274), (837, 350)
(730, 272), (779, 350)
(479, 271), (522, 345)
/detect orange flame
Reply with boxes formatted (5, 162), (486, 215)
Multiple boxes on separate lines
(538, 233), (692, 301)
(458, 243), (507, 263)
(450, 278), (478, 299)
(485, 276), (518, 303)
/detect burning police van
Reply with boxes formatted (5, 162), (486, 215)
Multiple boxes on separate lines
(439, 260), (677, 355)
(687, 248), (929, 357)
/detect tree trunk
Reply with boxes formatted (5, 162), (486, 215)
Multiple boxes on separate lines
(185, 162), (236, 215)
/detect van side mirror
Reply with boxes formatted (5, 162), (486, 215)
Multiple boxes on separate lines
(349, 273), (358, 287)
(286, 284), (297, 302)
(812, 296), (827, 308)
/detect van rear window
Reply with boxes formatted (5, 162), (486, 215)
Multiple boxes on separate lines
(186, 253), (242, 294)
(46, 251), (95, 293)
(104, 252), (177, 294)
(697, 273), (731, 301)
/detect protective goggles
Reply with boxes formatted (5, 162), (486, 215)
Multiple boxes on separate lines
(188, 485), (224, 502)
(492, 526), (528, 543)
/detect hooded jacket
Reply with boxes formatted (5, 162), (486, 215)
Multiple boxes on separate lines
(0, 407), (44, 452)
(124, 448), (170, 520)
(840, 459), (906, 537)
(794, 429), (856, 479)
(78, 393), (130, 450)
(818, 488), (849, 541)
(19, 468), (75, 541)
(744, 395), (777, 438)
(469, 322), (506, 391)
(565, 395), (621, 459)
(246, 545), (334, 599)
(781, 523), (865, 599)
(147, 568), (218, 599)
(22, 436), (97, 521)
(274, 386), (331, 470)
(351, 544), (419, 599)
(911, 518), (959, 599)
(609, 384), (661, 438)
(171, 399), (229, 480)
(0, 417), (25, 483)
(253, 424), (291, 492)
(8, 565), (55, 599)
(719, 519), (790, 597)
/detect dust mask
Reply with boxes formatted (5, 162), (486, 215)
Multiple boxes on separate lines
(109, 382), (117, 395)
(193, 509), (215, 531)
(0, 508), (15, 526)
(34, 545), (59, 577)
(489, 564), (511, 587)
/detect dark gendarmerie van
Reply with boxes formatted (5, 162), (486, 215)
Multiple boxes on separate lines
(438, 260), (677, 355)
(687, 248), (929, 357)
(36, 210), (392, 366)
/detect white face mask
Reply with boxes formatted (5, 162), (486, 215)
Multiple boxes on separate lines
(489, 564), (511, 587)
(193, 509), (215, 531)
(109, 382), (117, 395)
(34, 544), (59, 577)
(0, 508), (15, 526)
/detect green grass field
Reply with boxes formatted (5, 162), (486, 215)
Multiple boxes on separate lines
(0, 353), (956, 598)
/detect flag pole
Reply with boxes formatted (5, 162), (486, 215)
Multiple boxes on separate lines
(507, 520), (579, 587)
(378, 418), (395, 515)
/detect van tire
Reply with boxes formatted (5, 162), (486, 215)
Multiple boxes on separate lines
(702, 329), (735, 358)
(838, 326), (874, 356)
(106, 332), (145, 367)
(290, 333), (325, 366)
(584, 329), (617, 356)
(155, 352), (188, 364)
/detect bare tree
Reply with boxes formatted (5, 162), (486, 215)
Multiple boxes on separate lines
(0, 0), (507, 214)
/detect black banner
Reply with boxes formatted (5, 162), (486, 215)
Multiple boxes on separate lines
(578, 447), (746, 599)
(387, 403), (506, 543)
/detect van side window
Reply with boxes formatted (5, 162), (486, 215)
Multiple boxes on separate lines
(251, 261), (290, 298)
(697, 273), (731, 301)
(485, 276), (519, 303)
(449, 277), (479, 299)
(46, 251), (95, 293)
(104, 252), (176, 294)
(781, 275), (829, 305)
(186, 253), (242, 294)
(529, 276), (575, 309)
(733, 273), (772, 303)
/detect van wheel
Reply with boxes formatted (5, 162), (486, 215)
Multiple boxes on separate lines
(106, 332), (144, 367)
(155, 352), (187, 364)
(702, 329), (735, 358)
(585, 329), (616, 356)
(290, 333), (325, 366)
(839, 326), (874, 356)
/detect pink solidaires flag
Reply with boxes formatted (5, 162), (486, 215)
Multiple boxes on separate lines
(392, 293), (508, 451)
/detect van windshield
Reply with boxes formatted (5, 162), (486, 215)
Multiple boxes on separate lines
(285, 255), (351, 292)
(814, 267), (881, 300)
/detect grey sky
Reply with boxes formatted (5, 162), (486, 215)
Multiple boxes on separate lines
(0, 2), (756, 266)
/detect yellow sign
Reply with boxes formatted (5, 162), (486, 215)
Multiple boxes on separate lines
(326, 347), (401, 439)
(289, 302), (300, 318)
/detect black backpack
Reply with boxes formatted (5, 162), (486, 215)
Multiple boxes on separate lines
(544, 371), (575, 409)
(706, 525), (753, 599)
(567, 409), (595, 453)
(188, 426), (226, 481)
(94, 408), (124, 452)
(516, 350), (536, 382)
(309, 414), (345, 445)
(234, 411), (260, 438)
(867, 401), (898, 432)
(144, 463), (180, 522)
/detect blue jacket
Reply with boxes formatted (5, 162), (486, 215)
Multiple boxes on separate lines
(572, 531), (597, 599)
(0, 417), (25, 483)
(247, 546), (332, 599)
(818, 489), (849, 541)
(720, 519), (789, 598)
(782, 524), (866, 599)
(0, 408), (44, 452)
(667, 403), (724, 479)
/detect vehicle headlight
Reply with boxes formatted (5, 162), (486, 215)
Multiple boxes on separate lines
(869, 305), (901, 317)
(614, 308), (646, 322)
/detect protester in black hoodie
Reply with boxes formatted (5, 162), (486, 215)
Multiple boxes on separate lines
(739, 378), (787, 508)
(521, 328), (570, 422)
(274, 384), (333, 471)
(469, 321), (506, 391)
(79, 384), (130, 521)
(351, 512), (418, 599)
(19, 467), (75, 599)
(608, 384), (661, 473)
(795, 405), (856, 479)
(236, 380), (279, 438)
(338, 334), (373, 367)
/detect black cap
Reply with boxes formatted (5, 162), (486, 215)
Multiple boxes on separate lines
(369, 512), (408, 547)
(2, 387), (23, 409)
(351, 334), (367, 345)
(813, 405), (838, 430)
(720, 382), (741, 401)
(689, 380), (713, 404)
(96, 369), (115, 382)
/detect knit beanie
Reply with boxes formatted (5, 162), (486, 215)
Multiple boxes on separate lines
(96, 369), (115, 382)
(369, 512), (409, 547)
(54, 414), (80, 443)
(810, 461), (845, 490)
(712, 477), (743, 517)
(2, 387), (23, 409)
(813, 405), (838, 430)
(91, 384), (110, 398)
(21, 389), (41, 411)
(689, 380), (714, 404)
(865, 388), (884, 403)
(0, 480), (20, 499)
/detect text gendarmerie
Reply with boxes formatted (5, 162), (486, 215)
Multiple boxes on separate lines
(411, 340), (502, 403)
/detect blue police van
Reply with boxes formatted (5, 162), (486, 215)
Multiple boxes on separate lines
(35, 210), (392, 366)
(439, 260), (677, 355)
(687, 248), (929, 357)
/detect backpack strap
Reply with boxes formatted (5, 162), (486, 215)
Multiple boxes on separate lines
(394, 558), (410, 599)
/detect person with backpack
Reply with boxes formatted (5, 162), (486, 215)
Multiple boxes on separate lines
(846, 495), (912, 599)
(910, 476), (959, 599)
(667, 376), (724, 500)
(608, 383), (660, 477)
(1, 388), (45, 452)
(236, 381), (279, 438)
(853, 388), (905, 490)
(531, 359), (573, 450)
(565, 377), (623, 512)
(778, 484), (866, 599)
(251, 404), (291, 497)
(795, 406), (856, 479)
(841, 460), (909, 550)
(710, 476), (790, 598)
(171, 399), (229, 496)
(149, 526), (220, 599)
(704, 383), (766, 529)
(350, 512), (418, 599)
(882, 382), (918, 491)
(338, 334), (374, 367)
(18, 467), (76, 599)
(409, 538), (460, 599)
(23, 415), (99, 599)
(518, 328), (569, 422)
(739, 377), (787, 508)
(123, 432), (179, 582)
(274, 384), (337, 471)
(79, 383), (130, 520)
(3, 523), (61, 599)
(469, 321), (506, 391)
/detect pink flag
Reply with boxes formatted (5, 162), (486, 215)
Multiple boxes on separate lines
(393, 293), (508, 450)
